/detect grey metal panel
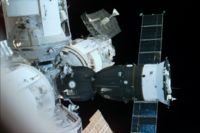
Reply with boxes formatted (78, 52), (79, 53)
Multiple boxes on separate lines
(131, 101), (158, 133)
(81, 9), (121, 38)
(138, 13), (164, 64)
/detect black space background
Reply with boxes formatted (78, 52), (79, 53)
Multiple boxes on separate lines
(67, 0), (198, 133)
(0, 0), (198, 133)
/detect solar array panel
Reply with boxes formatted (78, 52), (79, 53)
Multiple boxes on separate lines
(138, 13), (165, 64)
(131, 101), (158, 133)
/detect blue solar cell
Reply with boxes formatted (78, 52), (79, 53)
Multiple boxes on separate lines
(131, 101), (158, 133)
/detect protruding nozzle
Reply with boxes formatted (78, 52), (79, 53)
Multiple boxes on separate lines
(101, 8), (119, 25)
(110, 8), (120, 18)
(167, 94), (176, 101)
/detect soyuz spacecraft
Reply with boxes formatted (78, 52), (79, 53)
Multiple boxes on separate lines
(0, 0), (175, 133)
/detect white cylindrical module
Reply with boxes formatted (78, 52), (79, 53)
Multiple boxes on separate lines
(0, 63), (82, 133)
(62, 36), (115, 72)
(141, 61), (169, 105)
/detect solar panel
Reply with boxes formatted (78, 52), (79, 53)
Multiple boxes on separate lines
(131, 101), (158, 133)
(138, 13), (165, 64)
(81, 9), (121, 38)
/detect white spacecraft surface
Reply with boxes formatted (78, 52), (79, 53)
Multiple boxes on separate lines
(0, 0), (175, 133)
